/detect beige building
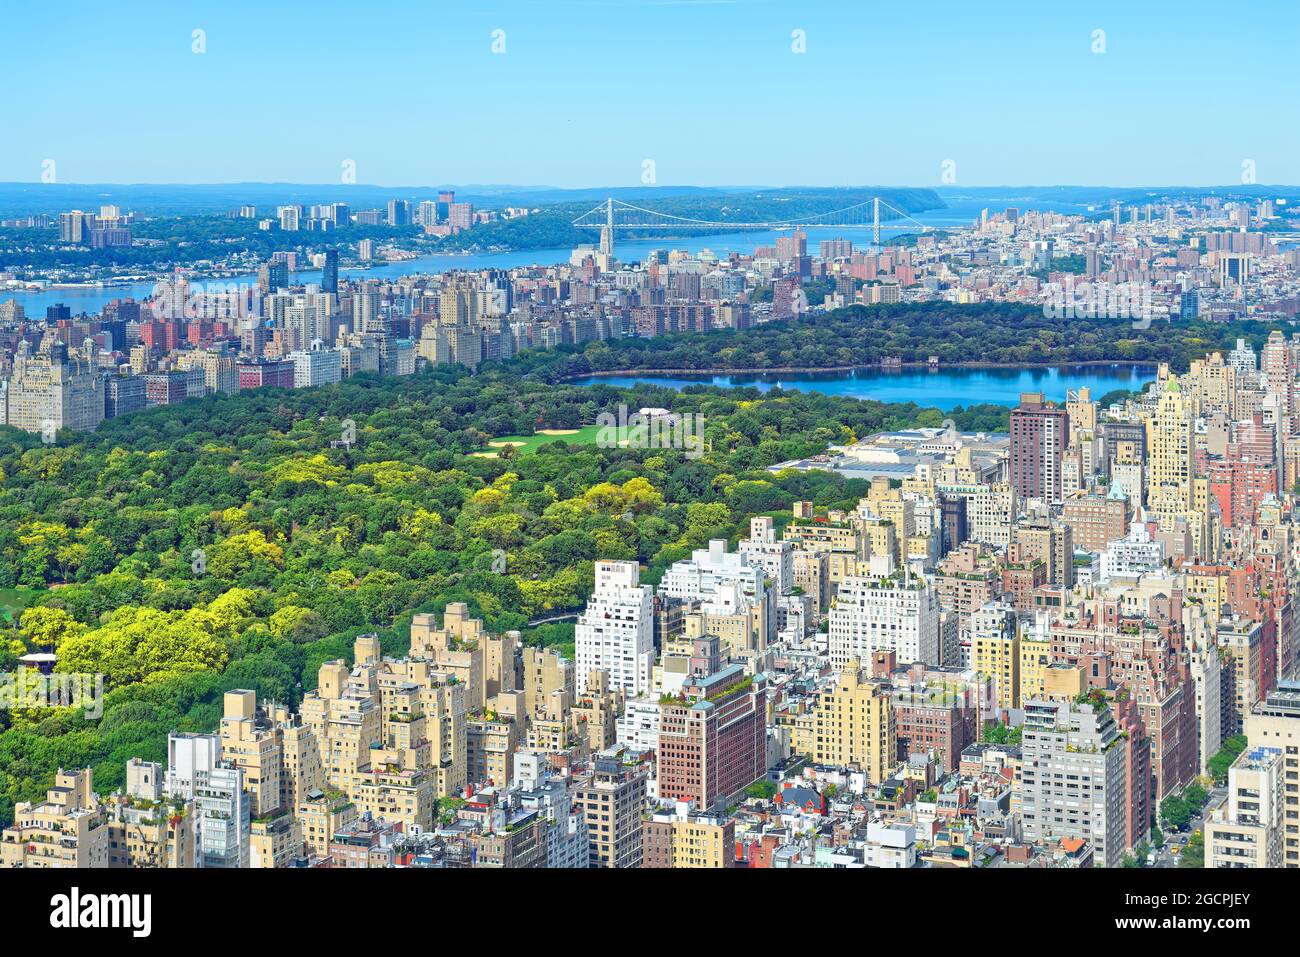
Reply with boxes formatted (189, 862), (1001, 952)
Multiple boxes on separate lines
(221, 690), (286, 817)
(301, 634), (468, 827)
(467, 712), (520, 787)
(3, 340), (104, 434)
(297, 788), (357, 859)
(0, 768), (110, 868)
(522, 646), (572, 720)
(793, 664), (896, 785)
(250, 812), (302, 868)
(1018, 625), (1052, 705)
(643, 804), (734, 868)
(971, 602), (1019, 710)
(1205, 745), (1285, 868)
(409, 603), (518, 710)
(1244, 681), (1300, 867)
(573, 750), (647, 868)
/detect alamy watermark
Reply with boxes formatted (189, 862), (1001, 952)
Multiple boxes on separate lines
(150, 278), (263, 322)
(0, 667), (104, 719)
(596, 404), (705, 459)
(1043, 278), (1155, 329)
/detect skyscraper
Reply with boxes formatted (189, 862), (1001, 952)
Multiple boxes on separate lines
(1146, 378), (1195, 520)
(575, 560), (654, 696)
(322, 247), (338, 294)
(387, 198), (410, 226)
(1009, 392), (1069, 505)
(1020, 698), (1134, 868)
(1244, 680), (1300, 867)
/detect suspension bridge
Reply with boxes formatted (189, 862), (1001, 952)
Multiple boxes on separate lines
(572, 196), (934, 246)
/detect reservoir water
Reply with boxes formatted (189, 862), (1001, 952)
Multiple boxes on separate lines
(571, 364), (1157, 411)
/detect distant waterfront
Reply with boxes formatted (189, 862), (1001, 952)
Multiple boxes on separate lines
(570, 363), (1156, 411)
(0, 192), (1091, 317)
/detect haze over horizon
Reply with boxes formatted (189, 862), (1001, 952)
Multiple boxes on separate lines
(3, 182), (1300, 191)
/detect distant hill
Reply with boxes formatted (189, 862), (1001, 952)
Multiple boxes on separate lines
(0, 182), (944, 219)
(431, 187), (947, 252)
(935, 184), (1300, 205)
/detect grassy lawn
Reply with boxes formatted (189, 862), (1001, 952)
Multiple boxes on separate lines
(474, 423), (651, 456)
(0, 587), (38, 624)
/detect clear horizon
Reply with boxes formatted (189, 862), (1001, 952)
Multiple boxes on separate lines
(2, 181), (1299, 190)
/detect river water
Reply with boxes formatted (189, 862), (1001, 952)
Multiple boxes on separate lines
(1, 192), (1089, 316)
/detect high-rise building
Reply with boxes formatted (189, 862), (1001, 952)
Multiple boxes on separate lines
(657, 637), (767, 808)
(1146, 378), (1196, 521)
(573, 748), (647, 868)
(1020, 698), (1134, 868)
(1009, 392), (1069, 504)
(193, 764), (251, 868)
(104, 374), (146, 418)
(828, 561), (941, 668)
(970, 602), (1019, 710)
(738, 515), (794, 593)
(1244, 679), (1300, 866)
(659, 538), (775, 653)
(1205, 746), (1285, 868)
(575, 560), (654, 696)
(289, 345), (342, 388)
(793, 663), (896, 785)
(3, 339), (104, 434)
(58, 210), (95, 243)
(387, 199), (410, 226)
(166, 732), (250, 869)
(322, 246), (339, 294)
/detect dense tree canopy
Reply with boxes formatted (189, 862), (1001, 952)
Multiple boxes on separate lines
(506, 302), (1288, 381)
(0, 324), (1003, 823)
(2, 302), (1282, 825)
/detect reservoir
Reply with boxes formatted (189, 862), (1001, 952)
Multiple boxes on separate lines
(571, 364), (1157, 410)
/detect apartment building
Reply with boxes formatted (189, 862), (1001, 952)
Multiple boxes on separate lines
(0, 768), (110, 868)
(970, 602), (1019, 710)
(793, 664), (896, 786)
(1019, 699), (1131, 868)
(658, 647), (768, 808)
(1205, 746), (1286, 868)
(575, 560), (655, 696)
(3, 339), (104, 434)
(573, 749), (647, 868)
(828, 561), (941, 668)
(1244, 680), (1300, 867)
(642, 802), (735, 868)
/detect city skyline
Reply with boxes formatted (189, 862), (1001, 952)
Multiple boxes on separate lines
(4, 0), (1299, 187)
(7, 0), (1300, 915)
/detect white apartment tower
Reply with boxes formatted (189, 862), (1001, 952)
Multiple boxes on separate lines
(575, 560), (654, 696)
(828, 557), (941, 668)
(739, 516), (794, 593)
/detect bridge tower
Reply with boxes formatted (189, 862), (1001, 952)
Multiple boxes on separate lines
(599, 197), (615, 257)
(872, 197), (881, 247)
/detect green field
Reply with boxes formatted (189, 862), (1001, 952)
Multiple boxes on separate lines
(0, 587), (37, 624)
(473, 423), (650, 457)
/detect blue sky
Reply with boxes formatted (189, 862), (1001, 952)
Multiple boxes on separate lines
(2, 0), (1296, 187)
